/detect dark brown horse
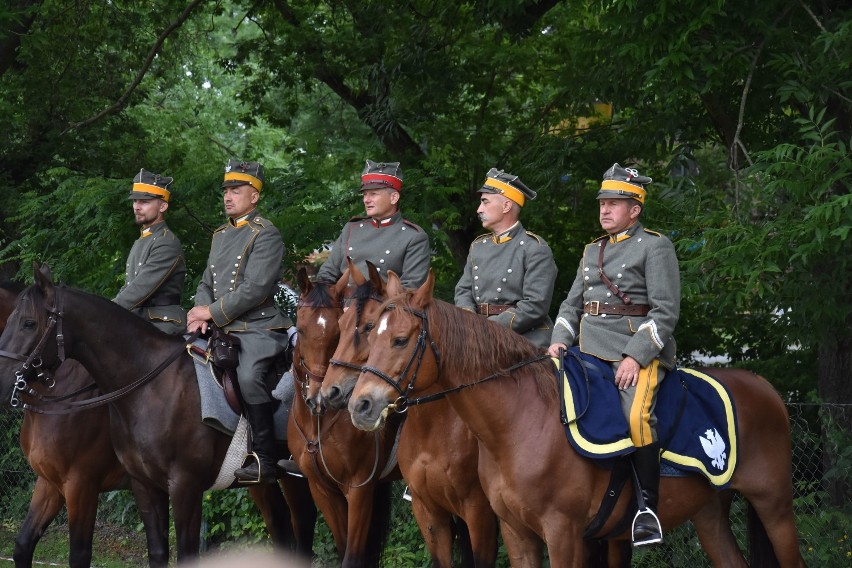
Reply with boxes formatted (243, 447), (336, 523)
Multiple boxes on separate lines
(349, 271), (807, 568)
(0, 266), (316, 566)
(288, 267), (394, 568)
(320, 261), (499, 568)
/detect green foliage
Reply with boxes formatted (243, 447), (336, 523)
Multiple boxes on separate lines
(202, 488), (266, 546)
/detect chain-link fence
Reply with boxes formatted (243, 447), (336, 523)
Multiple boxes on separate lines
(1, 403), (850, 566)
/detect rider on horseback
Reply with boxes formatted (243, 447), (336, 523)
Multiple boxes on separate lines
(187, 159), (293, 484)
(548, 163), (680, 546)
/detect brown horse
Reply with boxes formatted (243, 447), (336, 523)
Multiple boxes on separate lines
(349, 271), (807, 568)
(319, 261), (500, 568)
(0, 266), (316, 566)
(288, 267), (395, 568)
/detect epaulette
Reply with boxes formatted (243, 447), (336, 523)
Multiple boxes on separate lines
(348, 215), (369, 223)
(471, 232), (491, 244)
(642, 228), (663, 237)
(250, 216), (272, 228)
(402, 219), (422, 232)
(591, 234), (608, 243)
(213, 223), (229, 233)
(525, 231), (544, 244)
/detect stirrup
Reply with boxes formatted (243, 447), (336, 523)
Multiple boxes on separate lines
(277, 457), (305, 478)
(234, 451), (263, 485)
(631, 508), (663, 546)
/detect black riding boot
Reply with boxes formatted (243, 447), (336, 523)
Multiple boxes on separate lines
(234, 401), (281, 484)
(276, 458), (304, 477)
(631, 442), (663, 546)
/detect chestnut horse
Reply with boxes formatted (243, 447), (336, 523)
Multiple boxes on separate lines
(0, 267), (316, 566)
(349, 271), (807, 568)
(288, 267), (394, 568)
(319, 261), (499, 568)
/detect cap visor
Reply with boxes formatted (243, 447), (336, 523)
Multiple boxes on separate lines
(128, 191), (162, 200)
(360, 182), (398, 191)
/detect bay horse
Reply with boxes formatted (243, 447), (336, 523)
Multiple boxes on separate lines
(288, 267), (395, 568)
(0, 266), (317, 566)
(320, 260), (499, 568)
(349, 271), (807, 568)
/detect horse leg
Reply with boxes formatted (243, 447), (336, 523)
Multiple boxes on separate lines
(248, 484), (295, 550)
(64, 478), (101, 568)
(459, 506), (498, 568)
(13, 476), (65, 568)
(409, 496), (454, 568)
(130, 479), (170, 567)
(744, 491), (806, 567)
(690, 491), (748, 567)
(498, 521), (544, 568)
(341, 485), (383, 568)
(279, 475), (318, 557)
(170, 483), (204, 563)
(310, 484), (349, 560)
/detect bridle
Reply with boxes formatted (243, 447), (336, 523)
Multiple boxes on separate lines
(359, 302), (549, 414)
(327, 290), (386, 376)
(1, 284), (198, 413)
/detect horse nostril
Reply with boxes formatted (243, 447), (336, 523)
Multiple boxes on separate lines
(327, 385), (341, 402)
(305, 398), (316, 411)
(354, 397), (372, 416)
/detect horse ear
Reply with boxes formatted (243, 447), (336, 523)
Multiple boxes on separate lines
(297, 267), (312, 297)
(411, 270), (435, 309)
(386, 271), (404, 297)
(333, 268), (350, 299)
(33, 263), (55, 304)
(348, 257), (366, 286)
(366, 261), (385, 296)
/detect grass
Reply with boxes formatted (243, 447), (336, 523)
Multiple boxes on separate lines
(0, 519), (150, 567)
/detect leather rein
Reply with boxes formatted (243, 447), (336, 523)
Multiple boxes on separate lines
(2, 284), (200, 413)
(358, 303), (549, 414)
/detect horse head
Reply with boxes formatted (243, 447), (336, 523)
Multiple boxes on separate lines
(0, 263), (64, 405)
(348, 270), (441, 432)
(322, 259), (387, 409)
(294, 266), (348, 414)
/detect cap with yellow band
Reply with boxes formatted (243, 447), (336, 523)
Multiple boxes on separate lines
(597, 163), (652, 205)
(478, 168), (537, 207)
(222, 159), (265, 192)
(129, 169), (173, 202)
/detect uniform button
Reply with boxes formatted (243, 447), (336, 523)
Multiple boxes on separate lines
(474, 276), (479, 280)
(237, 256), (242, 259)
(520, 240), (525, 245)
(617, 273), (622, 278)
(402, 227), (406, 230)
(601, 314), (607, 318)
(385, 250), (390, 254)
(476, 297), (481, 301)
(502, 278), (507, 282)
(482, 239), (487, 243)
(211, 264), (215, 268)
(474, 286), (479, 290)
(622, 264), (626, 268)
(234, 263), (238, 267)
(497, 287), (502, 292)
(474, 266), (478, 270)
(138, 262), (142, 266)
(377, 267), (382, 272)
(588, 286), (593, 291)
(230, 279), (235, 283)
(261, 312), (266, 316)
(380, 259), (385, 263)
(507, 269), (513, 273)
(638, 238), (642, 242)
(584, 276), (589, 281)
(232, 271), (236, 275)
(348, 246), (353, 251)
(359, 223), (364, 227)
(584, 267), (589, 271)
(493, 297), (499, 300)
(606, 292), (611, 297)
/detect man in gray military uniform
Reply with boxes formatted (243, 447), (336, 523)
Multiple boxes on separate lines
(187, 159), (293, 484)
(113, 169), (186, 335)
(454, 168), (557, 349)
(548, 163), (680, 546)
(316, 160), (430, 289)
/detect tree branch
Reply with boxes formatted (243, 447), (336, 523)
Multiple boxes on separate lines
(62, 0), (205, 133)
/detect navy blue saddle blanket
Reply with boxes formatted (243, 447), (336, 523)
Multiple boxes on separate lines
(557, 347), (738, 489)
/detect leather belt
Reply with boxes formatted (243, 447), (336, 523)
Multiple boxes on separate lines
(142, 294), (181, 307)
(477, 303), (516, 316)
(583, 301), (650, 316)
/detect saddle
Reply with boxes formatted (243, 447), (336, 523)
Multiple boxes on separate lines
(187, 328), (295, 417)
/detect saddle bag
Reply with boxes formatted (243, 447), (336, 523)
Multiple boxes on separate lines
(211, 328), (241, 369)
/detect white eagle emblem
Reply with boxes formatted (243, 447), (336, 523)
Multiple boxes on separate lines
(225, 164), (232, 173)
(699, 428), (727, 470)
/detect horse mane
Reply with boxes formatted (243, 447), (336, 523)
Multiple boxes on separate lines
(351, 279), (380, 348)
(303, 280), (336, 308)
(390, 291), (558, 402)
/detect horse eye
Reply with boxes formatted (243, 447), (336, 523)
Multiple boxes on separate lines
(23, 320), (37, 330)
(392, 337), (409, 348)
(364, 322), (375, 333)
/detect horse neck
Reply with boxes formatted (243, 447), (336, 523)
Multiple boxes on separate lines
(63, 289), (177, 393)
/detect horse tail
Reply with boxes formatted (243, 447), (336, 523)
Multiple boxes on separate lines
(451, 515), (475, 567)
(364, 480), (394, 568)
(747, 501), (779, 568)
